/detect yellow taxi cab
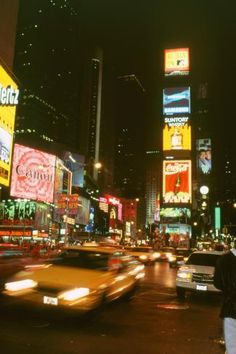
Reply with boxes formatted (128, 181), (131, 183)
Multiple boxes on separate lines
(3, 246), (145, 313)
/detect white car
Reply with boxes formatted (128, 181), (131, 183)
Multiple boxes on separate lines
(176, 250), (224, 299)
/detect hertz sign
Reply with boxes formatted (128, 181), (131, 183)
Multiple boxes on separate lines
(0, 64), (19, 186)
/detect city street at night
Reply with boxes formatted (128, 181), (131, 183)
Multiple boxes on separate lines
(0, 262), (224, 354)
(1, 1), (236, 353)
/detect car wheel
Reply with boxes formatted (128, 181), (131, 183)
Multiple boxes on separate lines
(176, 286), (186, 300)
(122, 286), (138, 301)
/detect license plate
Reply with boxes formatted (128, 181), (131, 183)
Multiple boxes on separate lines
(43, 296), (58, 306)
(196, 284), (207, 291)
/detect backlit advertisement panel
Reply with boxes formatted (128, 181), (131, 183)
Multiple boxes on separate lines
(163, 116), (191, 150)
(164, 48), (189, 76)
(0, 64), (19, 186)
(163, 160), (192, 204)
(163, 87), (191, 115)
(10, 144), (56, 203)
(196, 138), (212, 174)
(63, 152), (84, 188)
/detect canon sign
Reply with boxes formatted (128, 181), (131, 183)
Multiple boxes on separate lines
(16, 164), (54, 182)
(0, 84), (19, 105)
(10, 144), (56, 203)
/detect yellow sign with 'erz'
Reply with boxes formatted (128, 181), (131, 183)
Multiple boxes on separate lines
(0, 64), (19, 186)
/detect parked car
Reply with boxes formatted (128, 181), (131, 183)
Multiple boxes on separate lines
(3, 246), (145, 313)
(176, 250), (224, 299)
(168, 248), (192, 268)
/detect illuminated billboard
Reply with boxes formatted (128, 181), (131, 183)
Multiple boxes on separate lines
(0, 64), (19, 186)
(164, 48), (189, 76)
(196, 138), (212, 174)
(160, 207), (191, 223)
(163, 116), (191, 150)
(10, 144), (56, 203)
(163, 160), (192, 204)
(163, 87), (191, 115)
(63, 152), (85, 188)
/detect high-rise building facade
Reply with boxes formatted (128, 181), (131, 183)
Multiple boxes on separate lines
(0, 0), (19, 69)
(113, 74), (146, 199)
(14, 0), (81, 150)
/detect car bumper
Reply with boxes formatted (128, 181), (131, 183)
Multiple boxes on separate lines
(176, 280), (221, 293)
(3, 289), (103, 313)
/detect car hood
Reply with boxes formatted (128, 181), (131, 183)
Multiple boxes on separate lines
(13, 265), (113, 289)
(179, 264), (215, 274)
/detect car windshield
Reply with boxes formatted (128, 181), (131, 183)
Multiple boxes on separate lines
(176, 249), (190, 256)
(161, 248), (174, 253)
(51, 249), (110, 270)
(185, 253), (220, 267)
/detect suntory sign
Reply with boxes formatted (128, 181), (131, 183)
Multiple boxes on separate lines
(0, 64), (19, 186)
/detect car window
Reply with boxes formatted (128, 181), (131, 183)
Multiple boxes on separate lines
(130, 247), (152, 252)
(185, 253), (220, 267)
(176, 250), (190, 256)
(52, 249), (110, 270)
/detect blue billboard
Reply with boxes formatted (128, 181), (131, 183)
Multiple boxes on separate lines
(163, 87), (191, 115)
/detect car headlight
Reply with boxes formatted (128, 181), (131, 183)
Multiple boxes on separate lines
(139, 255), (147, 260)
(153, 252), (160, 259)
(177, 271), (192, 280)
(59, 288), (90, 301)
(5, 279), (38, 292)
(169, 256), (176, 262)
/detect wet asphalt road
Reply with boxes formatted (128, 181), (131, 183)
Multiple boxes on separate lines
(0, 262), (225, 354)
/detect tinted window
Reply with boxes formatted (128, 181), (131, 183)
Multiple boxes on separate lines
(52, 249), (110, 270)
(131, 247), (152, 252)
(176, 249), (190, 256)
(186, 253), (220, 267)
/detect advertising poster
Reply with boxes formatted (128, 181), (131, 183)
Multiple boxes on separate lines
(163, 116), (191, 150)
(196, 138), (212, 174)
(63, 152), (85, 188)
(75, 196), (90, 225)
(163, 87), (191, 115)
(197, 139), (212, 175)
(10, 144), (56, 203)
(163, 160), (192, 204)
(0, 64), (19, 186)
(35, 203), (51, 231)
(0, 200), (36, 225)
(160, 207), (191, 223)
(164, 48), (189, 76)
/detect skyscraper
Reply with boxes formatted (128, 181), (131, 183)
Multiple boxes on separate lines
(113, 74), (146, 199)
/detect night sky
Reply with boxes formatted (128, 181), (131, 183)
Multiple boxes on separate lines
(15, 0), (236, 189)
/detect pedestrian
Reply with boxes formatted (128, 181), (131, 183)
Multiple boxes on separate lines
(213, 239), (236, 354)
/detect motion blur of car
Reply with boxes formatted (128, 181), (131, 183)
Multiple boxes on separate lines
(168, 248), (192, 268)
(125, 246), (160, 265)
(156, 247), (175, 262)
(176, 250), (224, 299)
(3, 246), (145, 313)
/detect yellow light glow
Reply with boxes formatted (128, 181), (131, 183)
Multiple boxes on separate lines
(60, 288), (90, 301)
(5, 279), (37, 292)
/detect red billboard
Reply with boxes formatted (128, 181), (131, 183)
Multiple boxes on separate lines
(10, 144), (56, 203)
(163, 160), (192, 204)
